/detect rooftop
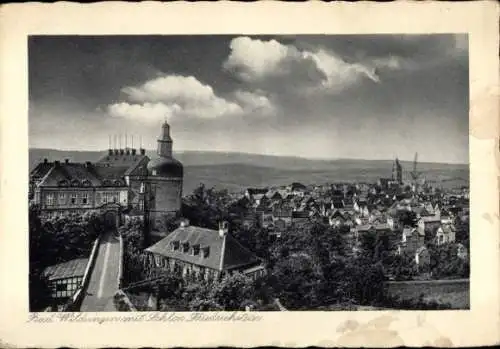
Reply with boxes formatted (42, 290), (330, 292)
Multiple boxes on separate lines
(146, 225), (260, 271)
(43, 258), (89, 281)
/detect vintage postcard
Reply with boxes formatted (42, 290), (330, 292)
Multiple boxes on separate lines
(0, 1), (499, 348)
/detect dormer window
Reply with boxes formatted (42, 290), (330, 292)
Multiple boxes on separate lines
(202, 246), (210, 258)
(192, 244), (200, 256)
(71, 179), (80, 187)
(171, 241), (179, 251)
(182, 242), (190, 253)
(58, 180), (69, 187)
(82, 180), (91, 187)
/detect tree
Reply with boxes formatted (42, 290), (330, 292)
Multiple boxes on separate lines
(429, 243), (469, 279)
(29, 206), (107, 310)
(207, 273), (255, 310)
(389, 253), (418, 281)
(396, 210), (418, 227)
(271, 253), (324, 309)
(183, 184), (233, 229)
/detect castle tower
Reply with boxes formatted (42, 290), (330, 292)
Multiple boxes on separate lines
(146, 119), (183, 230)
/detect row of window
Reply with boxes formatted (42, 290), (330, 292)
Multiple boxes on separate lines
(170, 241), (209, 257)
(45, 192), (88, 206)
(152, 255), (217, 281)
(45, 191), (124, 206)
(49, 277), (83, 299)
(95, 192), (120, 205)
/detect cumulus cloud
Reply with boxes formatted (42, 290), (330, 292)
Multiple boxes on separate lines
(108, 75), (245, 121)
(223, 36), (403, 95)
(108, 102), (180, 122)
(233, 90), (275, 116)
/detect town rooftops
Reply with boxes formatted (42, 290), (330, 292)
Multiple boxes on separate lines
(374, 223), (390, 231)
(420, 216), (441, 223)
(289, 182), (307, 191)
(43, 258), (89, 281)
(292, 210), (310, 219)
(246, 188), (268, 195)
(145, 225), (261, 271)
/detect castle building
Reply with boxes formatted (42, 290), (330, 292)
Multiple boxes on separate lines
(29, 120), (183, 228)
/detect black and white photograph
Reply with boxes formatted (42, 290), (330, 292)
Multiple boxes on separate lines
(28, 34), (471, 313)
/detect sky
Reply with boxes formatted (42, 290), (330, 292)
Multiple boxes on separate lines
(29, 35), (469, 163)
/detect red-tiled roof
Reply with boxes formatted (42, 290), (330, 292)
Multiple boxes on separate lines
(43, 258), (89, 281)
(145, 225), (260, 271)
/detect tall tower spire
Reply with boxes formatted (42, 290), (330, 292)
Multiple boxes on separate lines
(157, 117), (173, 158)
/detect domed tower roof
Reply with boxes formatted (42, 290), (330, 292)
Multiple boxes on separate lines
(147, 119), (183, 178)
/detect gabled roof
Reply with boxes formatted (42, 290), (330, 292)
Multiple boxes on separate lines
(43, 258), (89, 281)
(37, 163), (103, 187)
(97, 152), (148, 170)
(30, 161), (53, 179)
(145, 226), (260, 271)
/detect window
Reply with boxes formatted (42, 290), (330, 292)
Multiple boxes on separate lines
(46, 193), (55, 206)
(182, 242), (190, 253)
(70, 193), (77, 205)
(202, 247), (210, 258)
(171, 241), (179, 251)
(140, 182), (145, 193)
(58, 193), (66, 205)
(192, 244), (200, 256)
(81, 192), (88, 205)
(139, 199), (144, 211)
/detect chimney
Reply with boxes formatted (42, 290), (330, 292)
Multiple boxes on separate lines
(218, 221), (229, 238)
(132, 148), (137, 155)
(140, 148), (146, 155)
(54, 160), (60, 166)
(180, 219), (190, 228)
(43, 158), (48, 164)
(85, 161), (92, 168)
(65, 159), (69, 164)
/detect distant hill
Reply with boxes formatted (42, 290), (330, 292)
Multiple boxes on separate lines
(29, 148), (469, 195)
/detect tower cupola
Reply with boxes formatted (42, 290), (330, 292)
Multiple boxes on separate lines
(157, 120), (173, 158)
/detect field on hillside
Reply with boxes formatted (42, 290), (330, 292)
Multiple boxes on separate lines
(29, 149), (469, 195)
(385, 279), (470, 309)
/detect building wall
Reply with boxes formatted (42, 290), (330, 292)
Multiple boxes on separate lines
(148, 177), (183, 228)
(37, 187), (128, 211)
(49, 276), (83, 299)
(148, 253), (263, 282)
(148, 253), (220, 282)
(128, 177), (147, 212)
